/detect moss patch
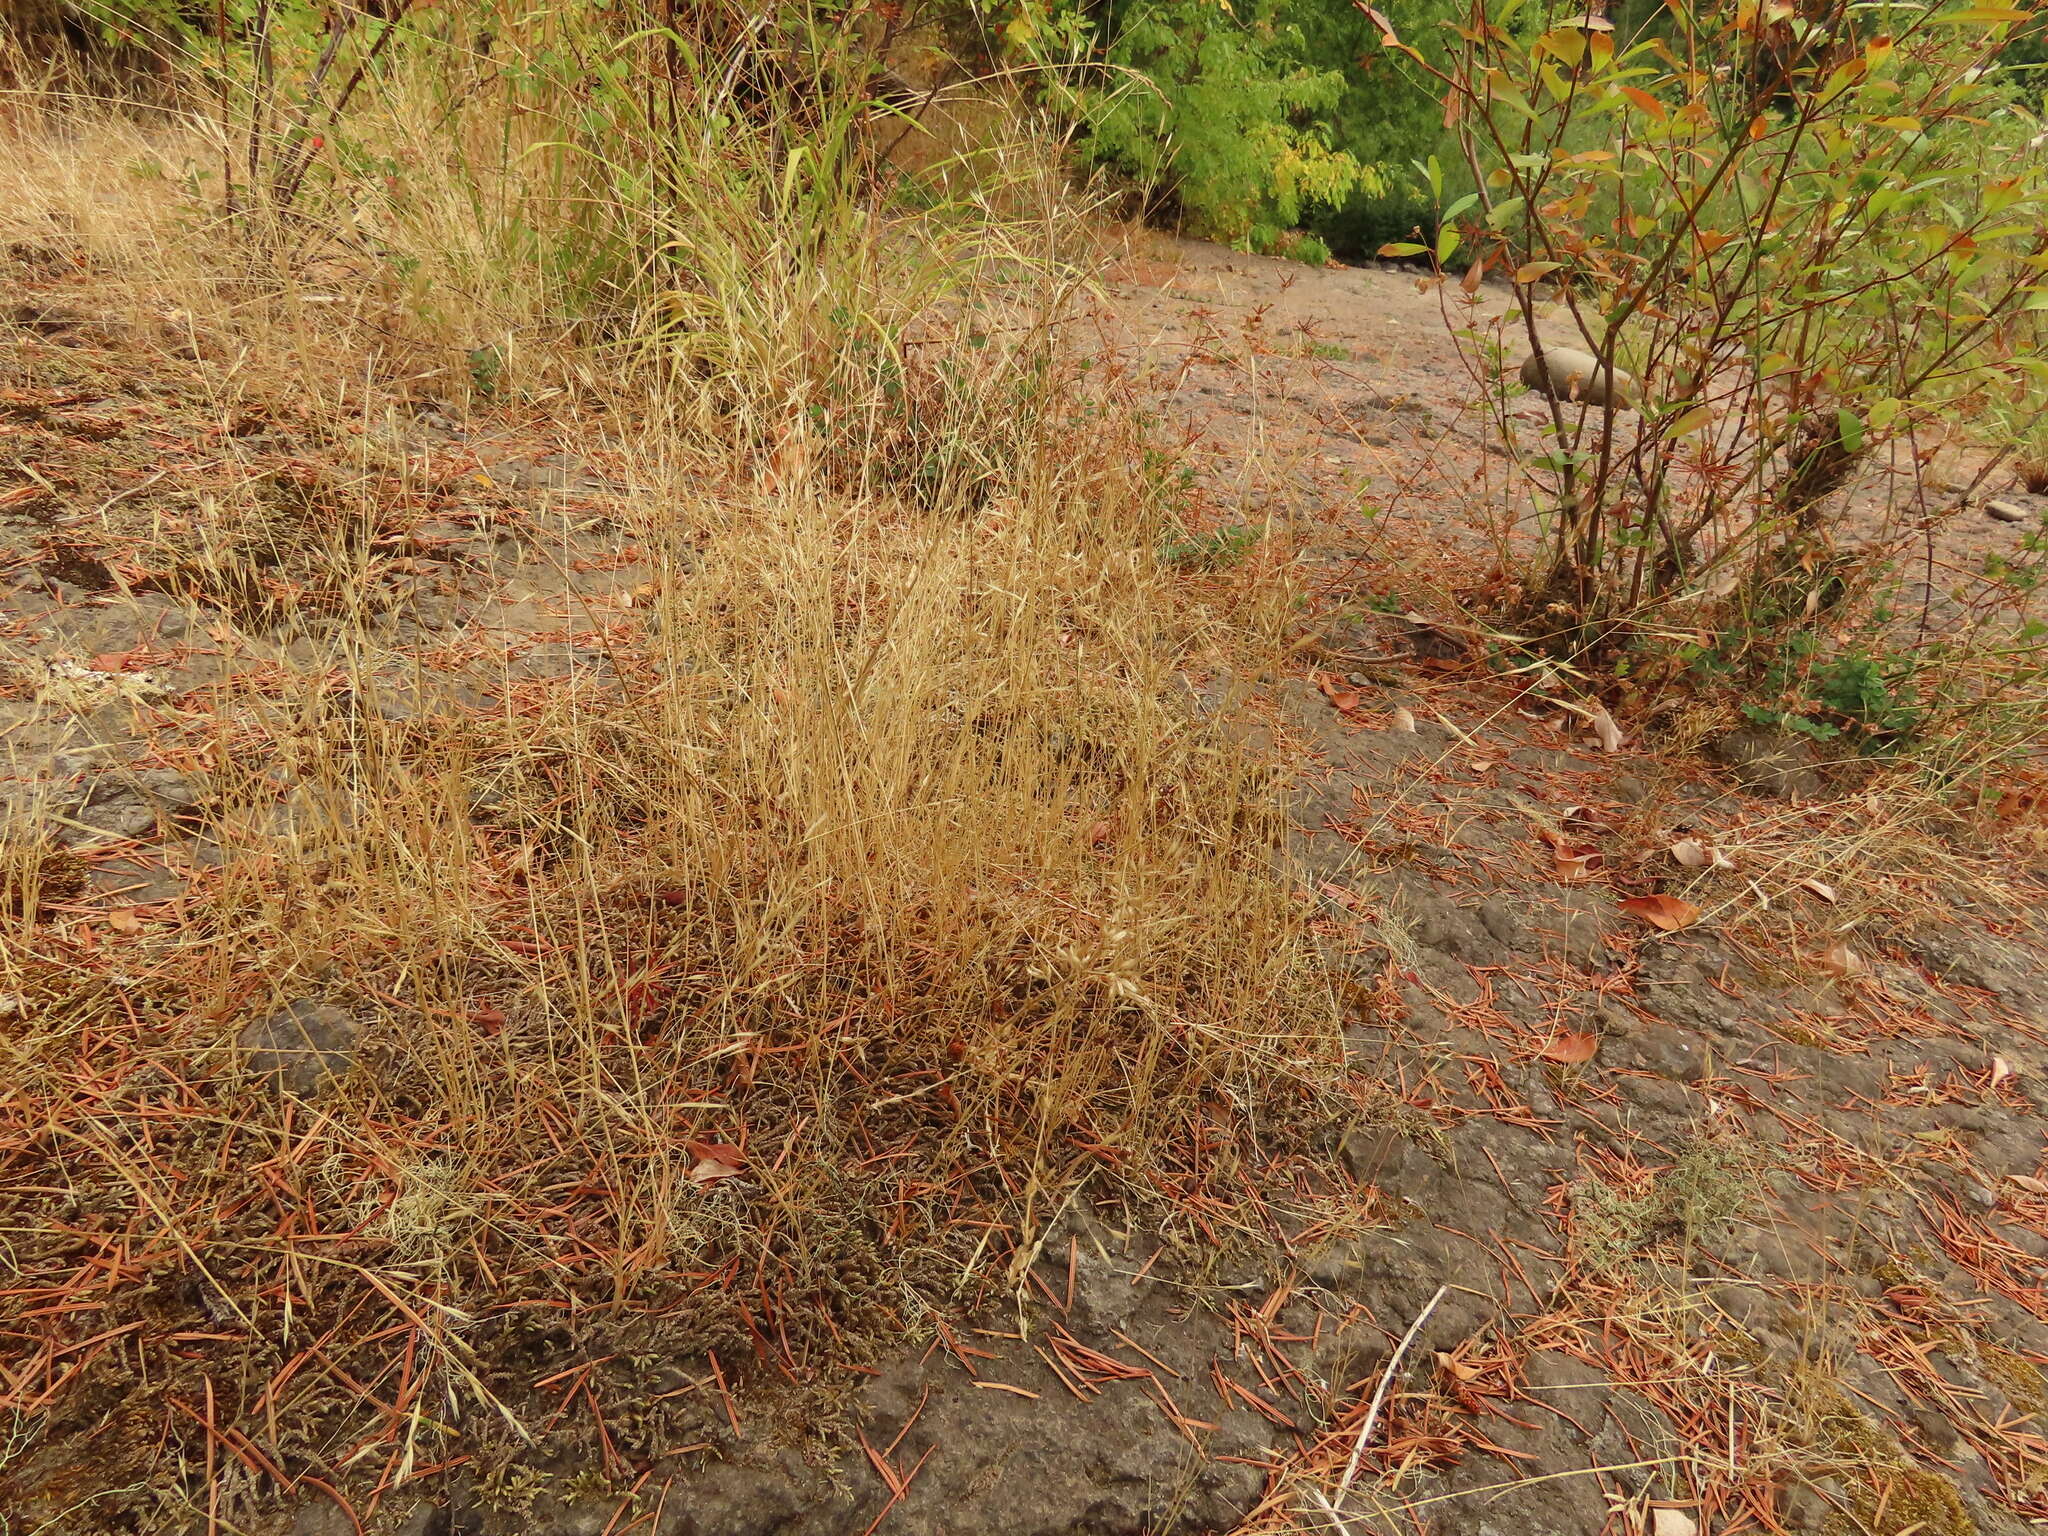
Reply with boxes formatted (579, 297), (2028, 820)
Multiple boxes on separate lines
(1981, 1343), (2048, 1419)
(1841, 1466), (1975, 1536)
(1785, 1374), (1977, 1536)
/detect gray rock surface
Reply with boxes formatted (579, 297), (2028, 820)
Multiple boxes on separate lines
(238, 1000), (361, 1095)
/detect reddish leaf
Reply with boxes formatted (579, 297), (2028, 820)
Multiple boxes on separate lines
(1619, 894), (1701, 932)
(1539, 1031), (1599, 1064)
(1315, 673), (1363, 716)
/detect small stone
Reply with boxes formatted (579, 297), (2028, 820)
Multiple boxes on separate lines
(1477, 898), (1522, 948)
(1906, 1405), (1961, 1456)
(291, 1506), (357, 1536)
(383, 1503), (443, 1536)
(1534, 892), (1612, 969)
(1779, 1480), (1844, 1533)
(1339, 1126), (1404, 1184)
(1518, 346), (1636, 411)
(73, 789), (158, 839)
(1623, 1023), (1709, 1084)
(1903, 927), (2030, 998)
(1985, 499), (2032, 524)
(238, 1001), (360, 1095)
(1307, 1247), (1354, 1286)
(57, 767), (208, 844)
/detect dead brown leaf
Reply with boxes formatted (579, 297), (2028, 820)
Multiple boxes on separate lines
(1435, 1349), (1484, 1383)
(686, 1139), (746, 1187)
(1587, 706), (1625, 754)
(1535, 826), (1604, 882)
(1315, 672), (1363, 716)
(1817, 943), (1865, 978)
(1618, 894), (1702, 932)
(1539, 1031), (1599, 1064)
(1670, 839), (1734, 871)
(1553, 844), (1604, 883)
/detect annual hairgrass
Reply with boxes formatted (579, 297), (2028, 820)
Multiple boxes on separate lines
(1568, 1140), (1754, 1272)
(0, 8), (1349, 1526)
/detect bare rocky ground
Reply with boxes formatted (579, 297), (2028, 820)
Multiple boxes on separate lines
(8, 235), (2048, 1536)
(1094, 236), (2048, 585)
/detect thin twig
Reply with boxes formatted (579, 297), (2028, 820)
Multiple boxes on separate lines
(1335, 1283), (1446, 1499)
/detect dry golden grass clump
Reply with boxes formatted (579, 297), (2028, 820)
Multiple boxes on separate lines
(0, 9), (1348, 1523)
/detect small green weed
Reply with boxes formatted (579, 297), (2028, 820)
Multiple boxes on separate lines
(1276, 232), (1332, 267)
(1162, 523), (1261, 572)
(467, 344), (504, 399)
(1687, 630), (1923, 749)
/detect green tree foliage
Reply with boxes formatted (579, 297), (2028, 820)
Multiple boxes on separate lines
(1291, 0), (1465, 253)
(1044, 0), (2044, 257)
(1998, 13), (2048, 104)
(1031, 0), (1465, 253)
(1037, 0), (1372, 243)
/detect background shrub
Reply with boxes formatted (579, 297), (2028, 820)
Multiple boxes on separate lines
(1038, 0), (1371, 243)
